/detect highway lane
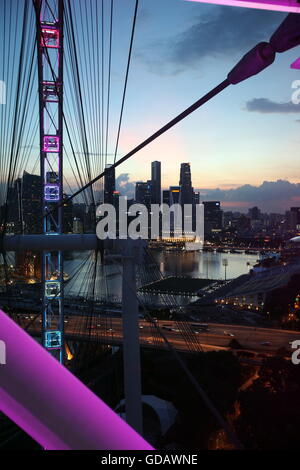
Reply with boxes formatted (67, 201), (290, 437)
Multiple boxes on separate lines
(15, 314), (300, 355)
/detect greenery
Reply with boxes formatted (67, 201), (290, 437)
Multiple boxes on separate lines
(142, 350), (242, 449)
(236, 356), (300, 449)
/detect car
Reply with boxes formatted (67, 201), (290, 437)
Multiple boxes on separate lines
(224, 331), (235, 337)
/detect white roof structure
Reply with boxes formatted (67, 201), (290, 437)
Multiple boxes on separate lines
(116, 395), (177, 435)
(289, 236), (300, 244)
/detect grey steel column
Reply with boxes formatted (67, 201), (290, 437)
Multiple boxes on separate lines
(121, 243), (143, 435)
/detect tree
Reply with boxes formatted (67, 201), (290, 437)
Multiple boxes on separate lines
(236, 356), (300, 449)
(142, 350), (242, 449)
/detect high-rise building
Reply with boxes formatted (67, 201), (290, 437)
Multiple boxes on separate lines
(169, 186), (181, 237)
(63, 193), (73, 233)
(179, 163), (193, 205)
(193, 191), (200, 205)
(151, 161), (161, 205)
(192, 191), (200, 232)
(248, 206), (261, 220)
(16, 251), (41, 280)
(22, 172), (43, 234)
(135, 181), (152, 209)
(72, 203), (86, 232)
(7, 172), (43, 234)
(112, 190), (121, 209)
(104, 164), (115, 205)
(179, 163), (199, 233)
(169, 186), (181, 205)
(286, 207), (300, 230)
(203, 201), (223, 237)
(162, 190), (170, 206)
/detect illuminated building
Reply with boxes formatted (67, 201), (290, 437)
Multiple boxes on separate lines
(203, 201), (223, 237)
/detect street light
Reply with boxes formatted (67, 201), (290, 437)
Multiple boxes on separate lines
(222, 258), (228, 281)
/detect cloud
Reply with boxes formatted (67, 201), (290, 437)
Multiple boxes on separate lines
(245, 98), (300, 114)
(116, 173), (136, 199)
(139, 6), (285, 73)
(171, 7), (283, 65)
(117, 175), (300, 212)
(198, 179), (300, 212)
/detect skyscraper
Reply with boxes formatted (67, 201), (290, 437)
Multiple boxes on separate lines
(179, 163), (193, 205)
(169, 186), (181, 237)
(169, 186), (181, 205)
(104, 164), (115, 205)
(203, 201), (223, 237)
(151, 161), (161, 205)
(248, 206), (261, 220)
(162, 190), (170, 206)
(135, 181), (152, 209)
(8, 172), (42, 234)
(287, 207), (300, 230)
(179, 163), (195, 234)
(63, 193), (73, 233)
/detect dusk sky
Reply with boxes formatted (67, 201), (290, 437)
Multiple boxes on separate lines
(1, 0), (300, 212)
(104, 0), (300, 211)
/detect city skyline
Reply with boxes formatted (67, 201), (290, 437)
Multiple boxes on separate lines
(109, 1), (300, 191)
(2, 1), (300, 208)
(1, 0), (300, 453)
(4, 164), (300, 213)
(115, 170), (300, 213)
(67, 1), (300, 210)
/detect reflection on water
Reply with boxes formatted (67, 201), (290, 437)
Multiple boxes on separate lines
(154, 251), (258, 280)
(65, 250), (258, 304)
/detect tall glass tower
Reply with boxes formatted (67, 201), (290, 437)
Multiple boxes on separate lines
(151, 161), (161, 205)
(179, 163), (193, 205)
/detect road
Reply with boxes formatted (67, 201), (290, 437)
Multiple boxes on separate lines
(15, 314), (300, 355)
